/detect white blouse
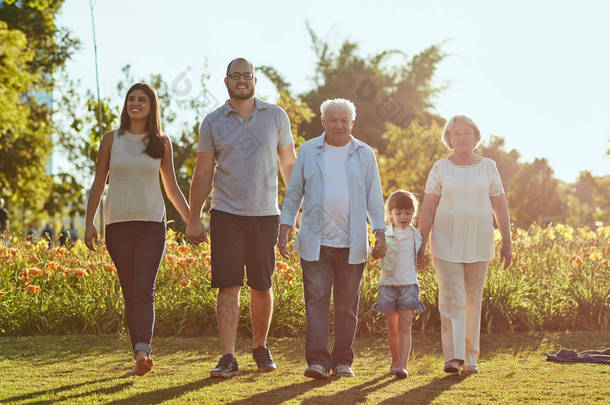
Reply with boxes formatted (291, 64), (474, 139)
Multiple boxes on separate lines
(104, 130), (165, 225)
(424, 157), (504, 263)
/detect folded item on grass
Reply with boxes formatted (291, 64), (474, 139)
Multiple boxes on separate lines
(546, 348), (610, 364)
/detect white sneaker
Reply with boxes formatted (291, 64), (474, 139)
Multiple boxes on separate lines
(334, 364), (355, 377)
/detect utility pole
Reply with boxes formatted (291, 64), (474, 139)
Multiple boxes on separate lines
(89, 0), (104, 237)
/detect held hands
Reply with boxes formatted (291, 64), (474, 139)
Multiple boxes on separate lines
(186, 220), (208, 245)
(371, 231), (387, 260)
(84, 224), (98, 251)
(278, 224), (293, 259)
(416, 245), (429, 270)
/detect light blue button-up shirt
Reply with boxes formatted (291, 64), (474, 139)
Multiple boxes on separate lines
(280, 133), (386, 264)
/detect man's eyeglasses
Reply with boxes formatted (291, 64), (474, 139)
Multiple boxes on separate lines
(227, 72), (254, 81)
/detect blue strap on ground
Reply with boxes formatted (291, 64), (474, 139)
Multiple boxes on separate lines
(546, 348), (610, 364)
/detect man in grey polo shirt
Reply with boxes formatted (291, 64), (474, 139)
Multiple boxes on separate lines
(187, 58), (296, 378)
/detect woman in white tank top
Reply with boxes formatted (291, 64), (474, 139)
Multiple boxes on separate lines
(84, 83), (189, 376)
(418, 115), (512, 375)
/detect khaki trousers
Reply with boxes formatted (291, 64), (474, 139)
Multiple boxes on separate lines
(432, 257), (489, 368)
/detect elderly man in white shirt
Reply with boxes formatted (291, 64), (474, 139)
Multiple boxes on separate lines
(278, 98), (386, 379)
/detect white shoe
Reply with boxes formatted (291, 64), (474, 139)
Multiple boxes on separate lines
(334, 364), (355, 377)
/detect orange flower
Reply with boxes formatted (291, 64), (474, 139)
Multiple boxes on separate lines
(73, 268), (89, 277)
(176, 259), (190, 270)
(24, 285), (40, 293)
(520, 264), (527, 273)
(51, 247), (68, 257)
(177, 245), (191, 254)
(19, 273), (31, 283)
(28, 255), (37, 263)
(70, 258), (82, 267)
(103, 263), (117, 273)
(205, 256), (211, 265)
(571, 255), (583, 266)
(47, 262), (61, 271)
(178, 278), (191, 287)
(26, 267), (44, 277)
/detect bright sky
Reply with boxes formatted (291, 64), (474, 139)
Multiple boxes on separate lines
(56, 0), (609, 183)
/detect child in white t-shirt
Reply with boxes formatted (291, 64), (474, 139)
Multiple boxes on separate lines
(371, 190), (426, 379)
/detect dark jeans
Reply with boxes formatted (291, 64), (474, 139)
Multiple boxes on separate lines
(105, 221), (166, 356)
(301, 246), (365, 372)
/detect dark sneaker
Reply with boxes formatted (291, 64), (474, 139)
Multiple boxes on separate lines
(252, 345), (277, 372)
(210, 354), (239, 378)
(304, 364), (329, 379)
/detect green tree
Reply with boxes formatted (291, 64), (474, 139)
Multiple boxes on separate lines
(0, 0), (79, 230)
(592, 175), (610, 226)
(0, 20), (49, 205)
(377, 120), (447, 201)
(299, 25), (446, 151)
(507, 158), (567, 227)
(43, 173), (86, 220)
(478, 136), (521, 191)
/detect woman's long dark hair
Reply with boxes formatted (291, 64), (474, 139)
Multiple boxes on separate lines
(118, 83), (165, 159)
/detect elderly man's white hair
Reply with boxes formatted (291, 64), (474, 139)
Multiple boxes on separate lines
(320, 98), (357, 121)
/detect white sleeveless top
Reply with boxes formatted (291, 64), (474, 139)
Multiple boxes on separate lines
(104, 130), (165, 225)
(424, 157), (504, 263)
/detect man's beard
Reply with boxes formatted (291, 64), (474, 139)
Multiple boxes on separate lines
(228, 87), (254, 100)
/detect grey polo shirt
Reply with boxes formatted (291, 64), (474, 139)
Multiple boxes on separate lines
(198, 98), (293, 216)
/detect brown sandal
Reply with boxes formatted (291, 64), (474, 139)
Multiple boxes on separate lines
(135, 356), (154, 376)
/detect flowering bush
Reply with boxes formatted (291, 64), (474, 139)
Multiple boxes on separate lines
(0, 224), (608, 336)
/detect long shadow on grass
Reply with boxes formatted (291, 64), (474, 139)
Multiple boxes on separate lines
(0, 376), (127, 403)
(377, 374), (469, 404)
(23, 381), (134, 405)
(105, 376), (228, 404)
(300, 376), (393, 405)
(227, 379), (332, 404)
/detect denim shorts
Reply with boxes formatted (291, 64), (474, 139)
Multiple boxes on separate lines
(374, 284), (426, 314)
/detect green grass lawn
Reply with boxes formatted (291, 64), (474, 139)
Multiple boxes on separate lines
(0, 331), (608, 404)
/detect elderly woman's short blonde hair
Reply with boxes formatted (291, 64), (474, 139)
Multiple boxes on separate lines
(320, 98), (357, 121)
(442, 115), (481, 150)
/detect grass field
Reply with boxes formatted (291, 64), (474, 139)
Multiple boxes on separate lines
(1, 331), (608, 404)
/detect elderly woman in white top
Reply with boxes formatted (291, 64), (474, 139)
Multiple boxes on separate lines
(417, 115), (512, 374)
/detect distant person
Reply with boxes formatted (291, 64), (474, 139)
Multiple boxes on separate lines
(40, 223), (55, 247)
(26, 226), (36, 242)
(186, 58), (296, 378)
(84, 82), (190, 376)
(278, 98), (386, 379)
(59, 222), (79, 248)
(418, 115), (512, 375)
(372, 190), (426, 379)
(58, 226), (69, 246)
(0, 198), (8, 246)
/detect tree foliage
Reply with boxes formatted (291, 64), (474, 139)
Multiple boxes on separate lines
(0, 0), (78, 226)
(377, 121), (447, 200)
(507, 158), (567, 227)
(299, 24), (446, 152)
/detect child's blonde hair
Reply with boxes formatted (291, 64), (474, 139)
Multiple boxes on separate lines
(385, 189), (419, 226)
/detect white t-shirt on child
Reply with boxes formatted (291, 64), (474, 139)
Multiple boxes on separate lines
(379, 226), (419, 285)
